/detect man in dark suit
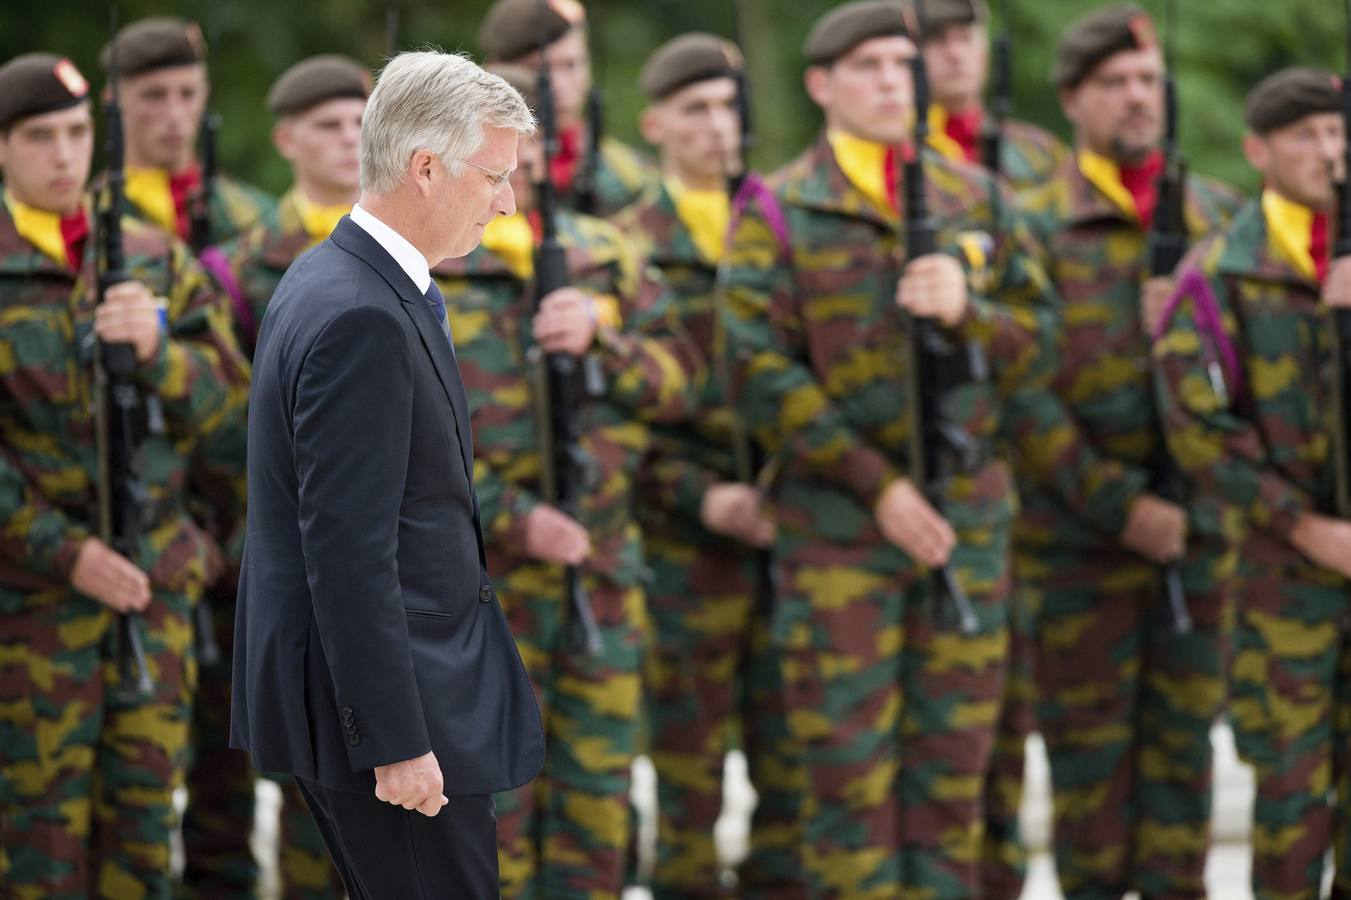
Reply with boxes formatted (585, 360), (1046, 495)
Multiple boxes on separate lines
(230, 50), (543, 898)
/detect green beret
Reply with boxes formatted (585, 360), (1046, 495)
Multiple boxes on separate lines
(1053, 4), (1156, 90)
(804, 1), (909, 67)
(0, 53), (90, 132)
(100, 17), (207, 77)
(485, 63), (541, 114)
(267, 55), (371, 117)
(640, 33), (742, 101)
(1245, 67), (1342, 135)
(922, 0), (989, 35)
(479, 0), (587, 64)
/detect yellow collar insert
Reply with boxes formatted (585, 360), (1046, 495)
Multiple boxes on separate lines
(828, 129), (895, 219)
(1261, 189), (1317, 281)
(5, 190), (70, 268)
(665, 176), (730, 264)
(480, 213), (536, 280)
(1077, 148), (1138, 222)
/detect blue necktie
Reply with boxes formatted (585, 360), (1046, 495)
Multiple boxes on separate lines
(424, 280), (453, 345)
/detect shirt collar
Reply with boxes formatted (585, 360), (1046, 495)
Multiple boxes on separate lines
(350, 202), (430, 294)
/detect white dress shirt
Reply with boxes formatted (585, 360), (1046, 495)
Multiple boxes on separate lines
(349, 203), (431, 295)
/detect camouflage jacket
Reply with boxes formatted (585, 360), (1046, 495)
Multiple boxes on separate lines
(1154, 197), (1335, 580)
(723, 132), (1104, 601)
(928, 114), (1069, 193)
(1014, 153), (1243, 568)
(93, 169), (275, 250)
(561, 136), (659, 219)
(0, 204), (250, 607)
(437, 209), (702, 587)
(219, 187), (313, 355)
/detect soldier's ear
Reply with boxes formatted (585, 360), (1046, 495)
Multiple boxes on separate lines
(804, 66), (831, 108)
(638, 106), (662, 148)
(272, 120), (294, 160)
(1241, 132), (1269, 175)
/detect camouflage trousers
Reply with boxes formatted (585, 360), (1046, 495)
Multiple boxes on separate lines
(0, 588), (194, 900)
(979, 587), (1038, 900)
(495, 565), (645, 900)
(642, 527), (806, 899)
(771, 537), (1010, 899)
(1229, 557), (1351, 900)
(179, 588), (340, 900)
(1027, 551), (1228, 900)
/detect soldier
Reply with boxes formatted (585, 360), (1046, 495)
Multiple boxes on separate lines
(1153, 67), (1349, 899)
(99, 16), (274, 249)
(434, 64), (700, 898)
(1013, 6), (1243, 898)
(478, 0), (657, 217)
(0, 53), (248, 898)
(920, 0), (1068, 190)
(179, 55), (368, 900)
(613, 33), (804, 899)
(721, 2), (1105, 894)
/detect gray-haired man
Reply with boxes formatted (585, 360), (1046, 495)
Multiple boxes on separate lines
(229, 51), (544, 896)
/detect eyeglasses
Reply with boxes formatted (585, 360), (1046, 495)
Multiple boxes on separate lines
(453, 157), (513, 188)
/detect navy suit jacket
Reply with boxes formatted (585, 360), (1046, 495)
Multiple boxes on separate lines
(230, 216), (544, 794)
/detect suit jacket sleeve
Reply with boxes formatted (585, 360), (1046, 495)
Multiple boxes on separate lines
(292, 303), (431, 772)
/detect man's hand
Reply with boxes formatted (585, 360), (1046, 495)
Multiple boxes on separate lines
(1119, 494), (1187, 564)
(523, 504), (591, 566)
(1325, 257), (1351, 310)
(70, 537), (151, 613)
(1141, 276), (1175, 336)
(700, 482), (775, 549)
(1290, 512), (1351, 579)
(874, 478), (956, 568)
(95, 281), (161, 364)
(532, 287), (598, 357)
(374, 750), (448, 817)
(896, 253), (968, 327)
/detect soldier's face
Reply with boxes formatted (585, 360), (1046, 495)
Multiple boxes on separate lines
(1061, 46), (1164, 164)
(0, 103), (93, 215)
(1246, 113), (1346, 212)
(509, 133), (544, 212)
(807, 36), (916, 147)
(640, 77), (740, 186)
(514, 28), (591, 130)
(923, 23), (988, 111)
(117, 64), (209, 173)
(274, 97), (365, 200)
(434, 124), (518, 259)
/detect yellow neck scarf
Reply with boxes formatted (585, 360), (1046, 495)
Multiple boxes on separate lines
(1261, 189), (1318, 281)
(1077, 148), (1138, 221)
(925, 105), (968, 165)
(666, 177), (730, 264)
(480, 213), (536, 280)
(123, 166), (177, 235)
(827, 130), (894, 218)
(291, 188), (351, 247)
(5, 190), (72, 267)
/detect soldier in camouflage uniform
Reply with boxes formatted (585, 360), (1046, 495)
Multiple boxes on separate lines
(1154, 67), (1350, 899)
(0, 53), (249, 899)
(613, 34), (804, 899)
(435, 65), (701, 899)
(98, 17), (275, 250)
(179, 55), (368, 900)
(722, 3), (1116, 895)
(479, 0), (657, 217)
(917, 3), (1070, 893)
(1012, 7), (1243, 898)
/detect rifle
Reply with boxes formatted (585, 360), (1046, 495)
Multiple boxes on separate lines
(729, 0), (754, 196)
(573, 19), (604, 217)
(385, 6), (401, 57)
(903, 0), (981, 634)
(189, 110), (219, 253)
(1144, 0), (1193, 634)
(98, 5), (154, 696)
(980, 0), (1011, 178)
(533, 4), (603, 655)
(1330, 0), (1351, 520)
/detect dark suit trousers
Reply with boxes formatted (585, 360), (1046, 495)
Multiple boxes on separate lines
(295, 777), (499, 899)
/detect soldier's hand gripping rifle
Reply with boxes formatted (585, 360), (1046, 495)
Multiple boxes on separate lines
(902, 1), (981, 634)
(1144, 0), (1193, 634)
(98, 6), (155, 695)
(534, 10), (603, 655)
(1328, 0), (1351, 521)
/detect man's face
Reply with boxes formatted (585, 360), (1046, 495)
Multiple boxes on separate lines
(806, 35), (916, 146)
(923, 23), (988, 111)
(514, 27), (591, 129)
(1061, 46), (1164, 164)
(118, 63), (209, 171)
(274, 97), (365, 198)
(0, 102), (94, 215)
(1247, 113), (1346, 212)
(436, 124), (518, 259)
(641, 77), (740, 184)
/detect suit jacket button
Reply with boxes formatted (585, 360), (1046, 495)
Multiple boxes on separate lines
(348, 734), (360, 746)
(479, 585), (495, 603)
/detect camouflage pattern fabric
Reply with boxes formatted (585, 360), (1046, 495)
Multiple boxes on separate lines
(562, 136), (659, 219)
(219, 187), (315, 353)
(927, 115), (1070, 194)
(614, 184), (807, 898)
(1154, 196), (1351, 898)
(0, 203), (249, 899)
(1014, 153), (1242, 899)
(436, 207), (701, 898)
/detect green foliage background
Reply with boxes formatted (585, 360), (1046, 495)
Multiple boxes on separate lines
(1, 0), (1341, 196)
